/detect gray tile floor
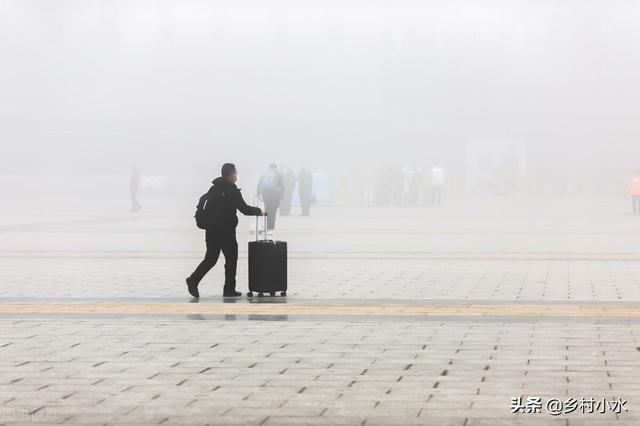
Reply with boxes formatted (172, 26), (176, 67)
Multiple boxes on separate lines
(1, 319), (639, 425)
(1, 257), (640, 301)
(2, 198), (640, 424)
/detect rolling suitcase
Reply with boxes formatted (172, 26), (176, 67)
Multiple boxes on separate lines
(247, 215), (287, 297)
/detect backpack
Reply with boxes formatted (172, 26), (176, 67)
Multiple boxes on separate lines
(194, 187), (226, 229)
(259, 169), (278, 192)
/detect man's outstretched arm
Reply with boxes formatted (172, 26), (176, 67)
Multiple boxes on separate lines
(234, 190), (262, 216)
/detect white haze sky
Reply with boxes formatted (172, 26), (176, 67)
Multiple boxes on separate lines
(0, 0), (639, 178)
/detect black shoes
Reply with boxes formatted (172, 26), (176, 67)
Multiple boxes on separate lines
(186, 277), (199, 298)
(187, 279), (242, 298)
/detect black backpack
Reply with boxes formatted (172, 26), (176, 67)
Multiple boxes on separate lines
(195, 186), (226, 229)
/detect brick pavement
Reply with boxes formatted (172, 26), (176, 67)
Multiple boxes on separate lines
(1, 319), (639, 425)
(1, 256), (640, 301)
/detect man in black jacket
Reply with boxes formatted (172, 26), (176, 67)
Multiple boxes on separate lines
(186, 163), (263, 298)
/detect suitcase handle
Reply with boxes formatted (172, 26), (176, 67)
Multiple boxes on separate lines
(255, 213), (268, 242)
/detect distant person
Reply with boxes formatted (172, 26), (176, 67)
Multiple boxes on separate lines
(402, 165), (422, 206)
(298, 167), (313, 216)
(389, 165), (403, 205)
(628, 170), (640, 215)
(186, 163), (263, 298)
(279, 166), (296, 216)
(374, 166), (389, 205)
(363, 162), (375, 206)
(129, 165), (142, 212)
(429, 164), (445, 205)
(257, 163), (284, 232)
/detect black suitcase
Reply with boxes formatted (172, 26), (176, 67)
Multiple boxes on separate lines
(247, 216), (287, 297)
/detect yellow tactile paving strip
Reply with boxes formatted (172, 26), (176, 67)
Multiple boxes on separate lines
(1, 250), (640, 260)
(1, 301), (640, 318)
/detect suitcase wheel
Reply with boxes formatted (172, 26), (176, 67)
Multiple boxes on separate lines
(280, 291), (287, 297)
(258, 292), (264, 297)
(269, 292), (276, 297)
(247, 291), (253, 297)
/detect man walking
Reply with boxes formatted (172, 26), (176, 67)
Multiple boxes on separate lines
(129, 165), (142, 212)
(279, 165), (296, 216)
(298, 167), (313, 216)
(257, 163), (284, 233)
(429, 163), (445, 205)
(186, 163), (263, 298)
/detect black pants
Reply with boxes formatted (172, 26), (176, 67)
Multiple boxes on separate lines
(633, 196), (640, 215)
(189, 228), (238, 292)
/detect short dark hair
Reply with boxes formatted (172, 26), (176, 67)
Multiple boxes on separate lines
(221, 163), (236, 178)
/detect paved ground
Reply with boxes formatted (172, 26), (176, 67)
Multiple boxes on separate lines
(1, 318), (639, 425)
(1, 194), (640, 424)
(2, 256), (640, 301)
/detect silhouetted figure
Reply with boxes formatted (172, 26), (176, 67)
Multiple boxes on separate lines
(402, 165), (422, 206)
(374, 165), (389, 205)
(257, 163), (284, 232)
(298, 167), (313, 216)
(628, 170), (640, 215)
(389, 165), (403, 205)
(279, 166), (296, 216)
(409, 167), (422, 206)
(429, 164), (445, 205)
(363, 163), (375, 206)
(129, 165), (142, 212)
(186, 163), (263, 298)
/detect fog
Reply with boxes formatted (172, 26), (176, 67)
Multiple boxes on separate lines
(2, 0), (640, 249)
(3, 3), (640, 420)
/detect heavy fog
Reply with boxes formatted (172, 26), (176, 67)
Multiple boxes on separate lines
(1, 0), (639, 254)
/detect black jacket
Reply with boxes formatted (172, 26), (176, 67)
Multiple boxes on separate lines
(210, 177), (261, 229)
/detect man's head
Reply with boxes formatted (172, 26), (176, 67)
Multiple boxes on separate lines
(221, 163), (238, 183)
